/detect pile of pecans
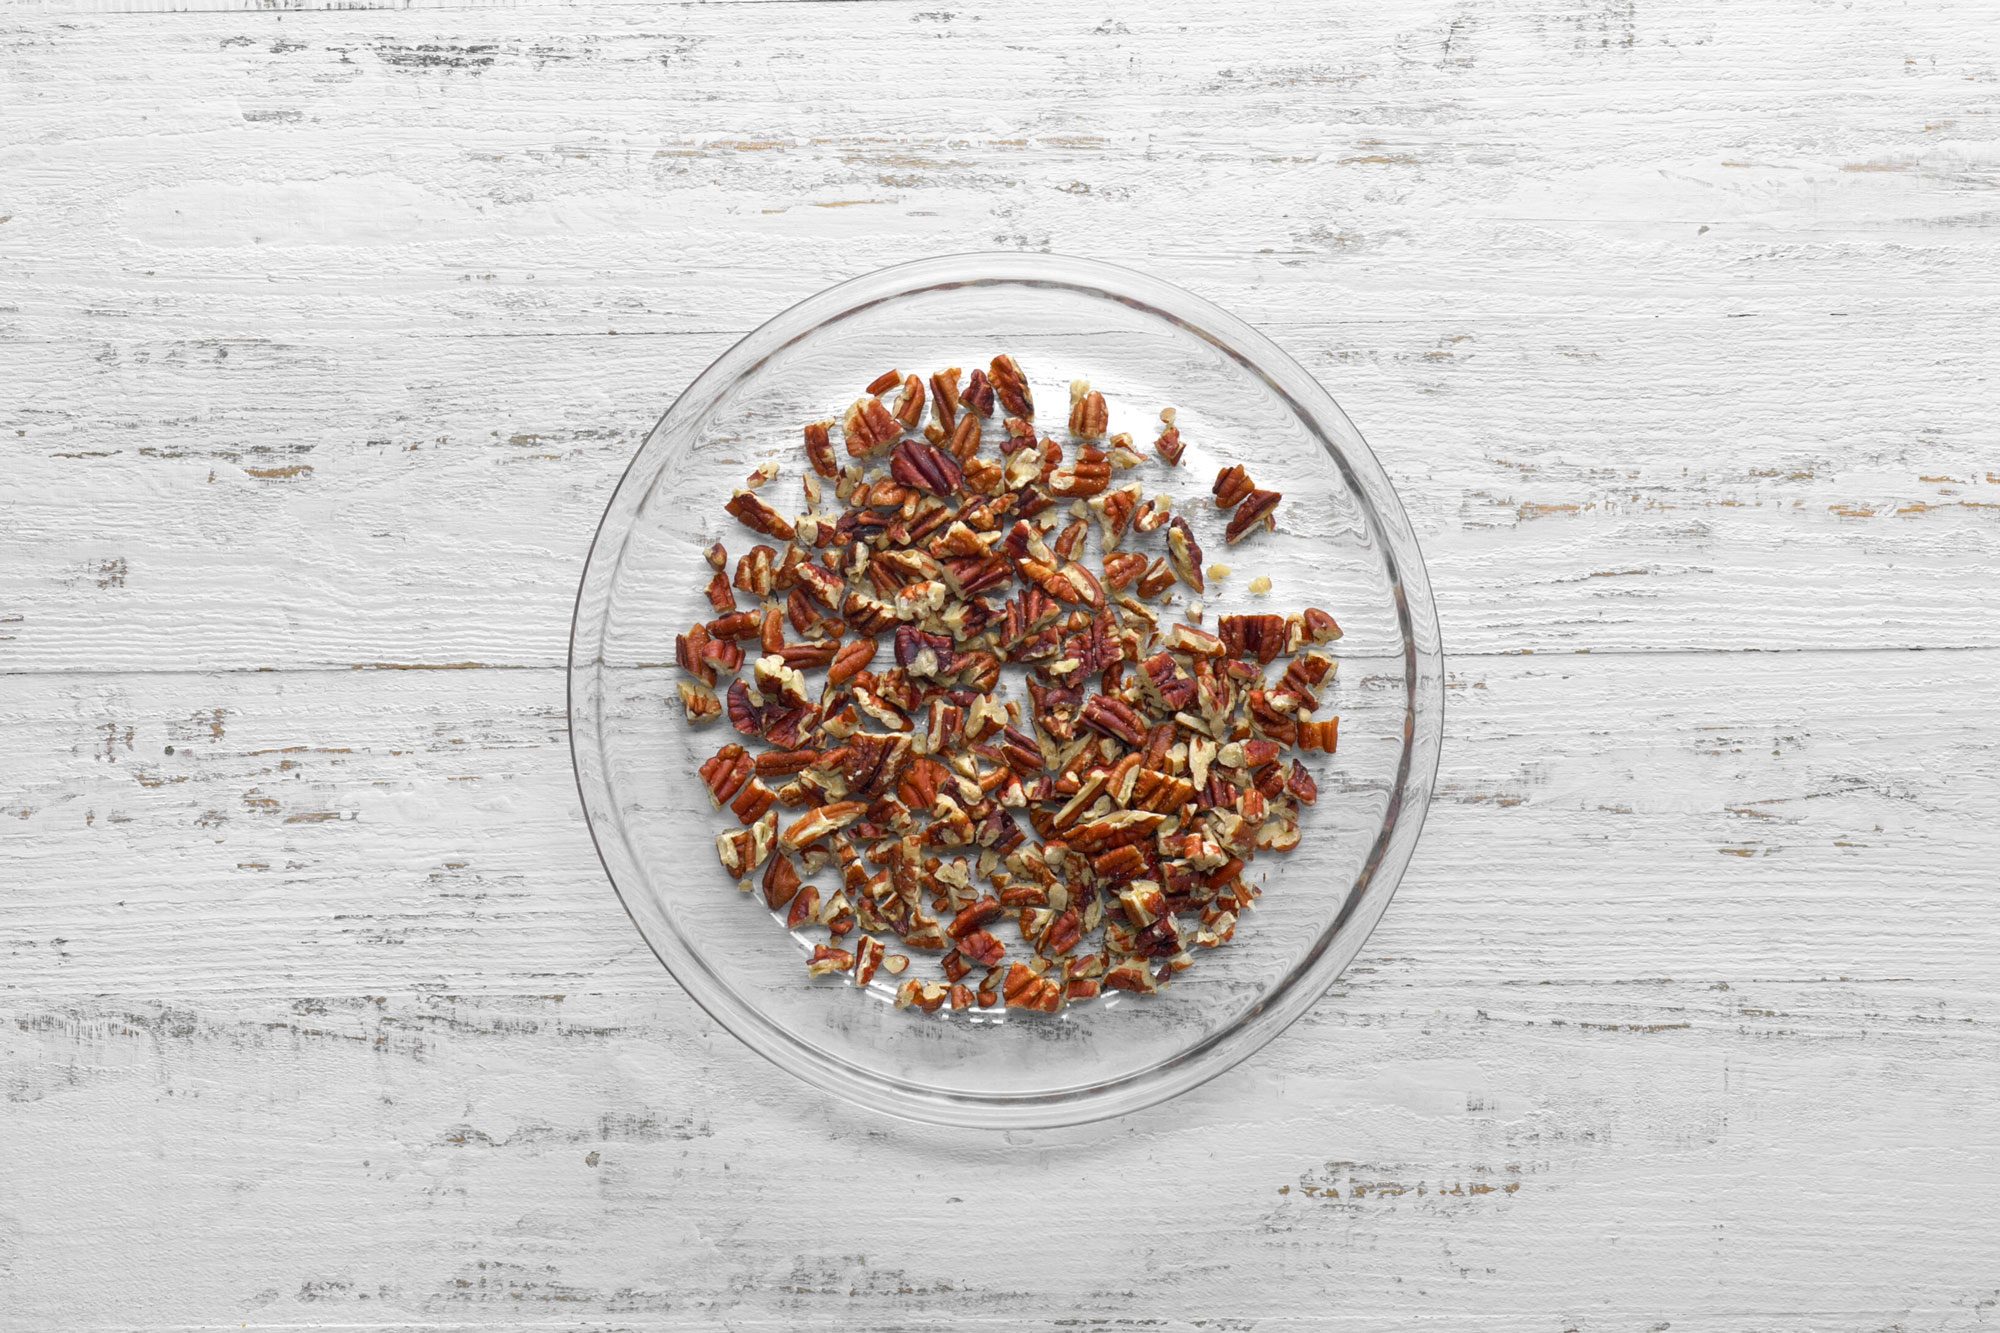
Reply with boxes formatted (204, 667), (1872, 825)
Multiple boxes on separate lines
(677, 357), (1342, 1015)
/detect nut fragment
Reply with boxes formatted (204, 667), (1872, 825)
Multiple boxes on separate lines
(1068, 386), (1108, 439)
(989, 355), (1033, 417)
(1212, 465), (1254, 510)
(803, 421), (839, 478)
(1224, 489), (1281, 545)
(844, 396), (903, 456)
(725, 491), (795, 541)
(679, 680), (722, 723)
(1166, 518), (1204, 595)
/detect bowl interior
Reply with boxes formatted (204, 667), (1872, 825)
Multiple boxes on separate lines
(570, 256), (1442, 1127)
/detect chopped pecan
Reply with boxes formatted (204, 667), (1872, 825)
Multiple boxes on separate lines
(679, 680), (722, 723)
(761, 852), (802, 909)
(1296, 717), (1339, 753)
(889, 439), (964, 496)
(1212, 465), (1254, 510)
(780, 801), (868, 852)
(807, 944), (854, 978)
(892, 374), (927, 430)
(1166, 518), (1204, 594)
(962, 368), (996, 417)
(804, 420), (839, 478)
(843, 396), (902, 456)
(1224, 490), (1280, 544)
(725, 490), (795, 541)
(988, 354), (1032, 417)
(1068, 385), (1108, 439)
(853, 935), (887, 986)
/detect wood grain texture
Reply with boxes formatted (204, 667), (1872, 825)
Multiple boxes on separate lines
(6, 655), (2000, 1328)
(4, 0), (1998, 1327)
(3, 1), (1998, 669)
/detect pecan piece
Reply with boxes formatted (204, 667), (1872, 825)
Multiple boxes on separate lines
(699, 744), (753, 807)
(1296, 717), (1340, 753)
(724, 490), (795, 541)
(843, 396), (902, 456)
(730, 776), (777, 825)
(1068, 385), (1108, 439)
(948, 413), (981, 461)
(1079, 695), (1146, 748)
(704, 569), (737, 613)
(889, 439), (963, 496)
(803, 420), (838, 478)
(676, 622), (715, 686)
(761, 852), (803, 909)
(1166, 518), (1204, 594)
(988, 354), (1033, 417)
(678, 679), (722, 724)
(853, 935), (887, 987)
(957, 929), (1007, 968)
(780, 801), (868, 852)
(826, 636), (878, 686)
(962, 368), (996, 417)
(1212, 465), (1254, 510)
(1218, 614), (1289, 665)
(807, 944), (855, 978)
(892, 374), (927, 430)
(1224, 489), (1280, 545)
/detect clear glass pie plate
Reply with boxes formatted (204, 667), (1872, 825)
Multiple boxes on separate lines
(569, 254), (1443, 1128)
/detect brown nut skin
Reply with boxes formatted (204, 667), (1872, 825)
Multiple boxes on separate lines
(1068, 389), (1108, 439)
(1166, 519), (1204, 595)
(725, 490), (795, 542)
(1223, 489), (1281, 544)
(892, 374), (927, 430)
(1212, 464), (1254, 510)
(962, 368), (996, 417)
(988, 355), (1033, 417)
(827, 637), (879, 687)
(844, 396), (902, 456)
(1302, 607), (1343, 643)
(948, 413), (982, 461)
(803, 420), (839, 478)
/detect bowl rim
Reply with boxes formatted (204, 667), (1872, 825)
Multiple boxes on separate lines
(568, 252), (1444, 1128)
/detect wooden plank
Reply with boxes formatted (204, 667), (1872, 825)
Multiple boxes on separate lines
(4, 651), (1997, 1326)
(2, 4), (1998, 670)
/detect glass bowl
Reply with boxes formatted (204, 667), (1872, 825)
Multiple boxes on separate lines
(569, 254), (1443, 1128)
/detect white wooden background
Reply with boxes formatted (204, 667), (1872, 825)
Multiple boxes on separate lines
(4, 0), (1998, 1328)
